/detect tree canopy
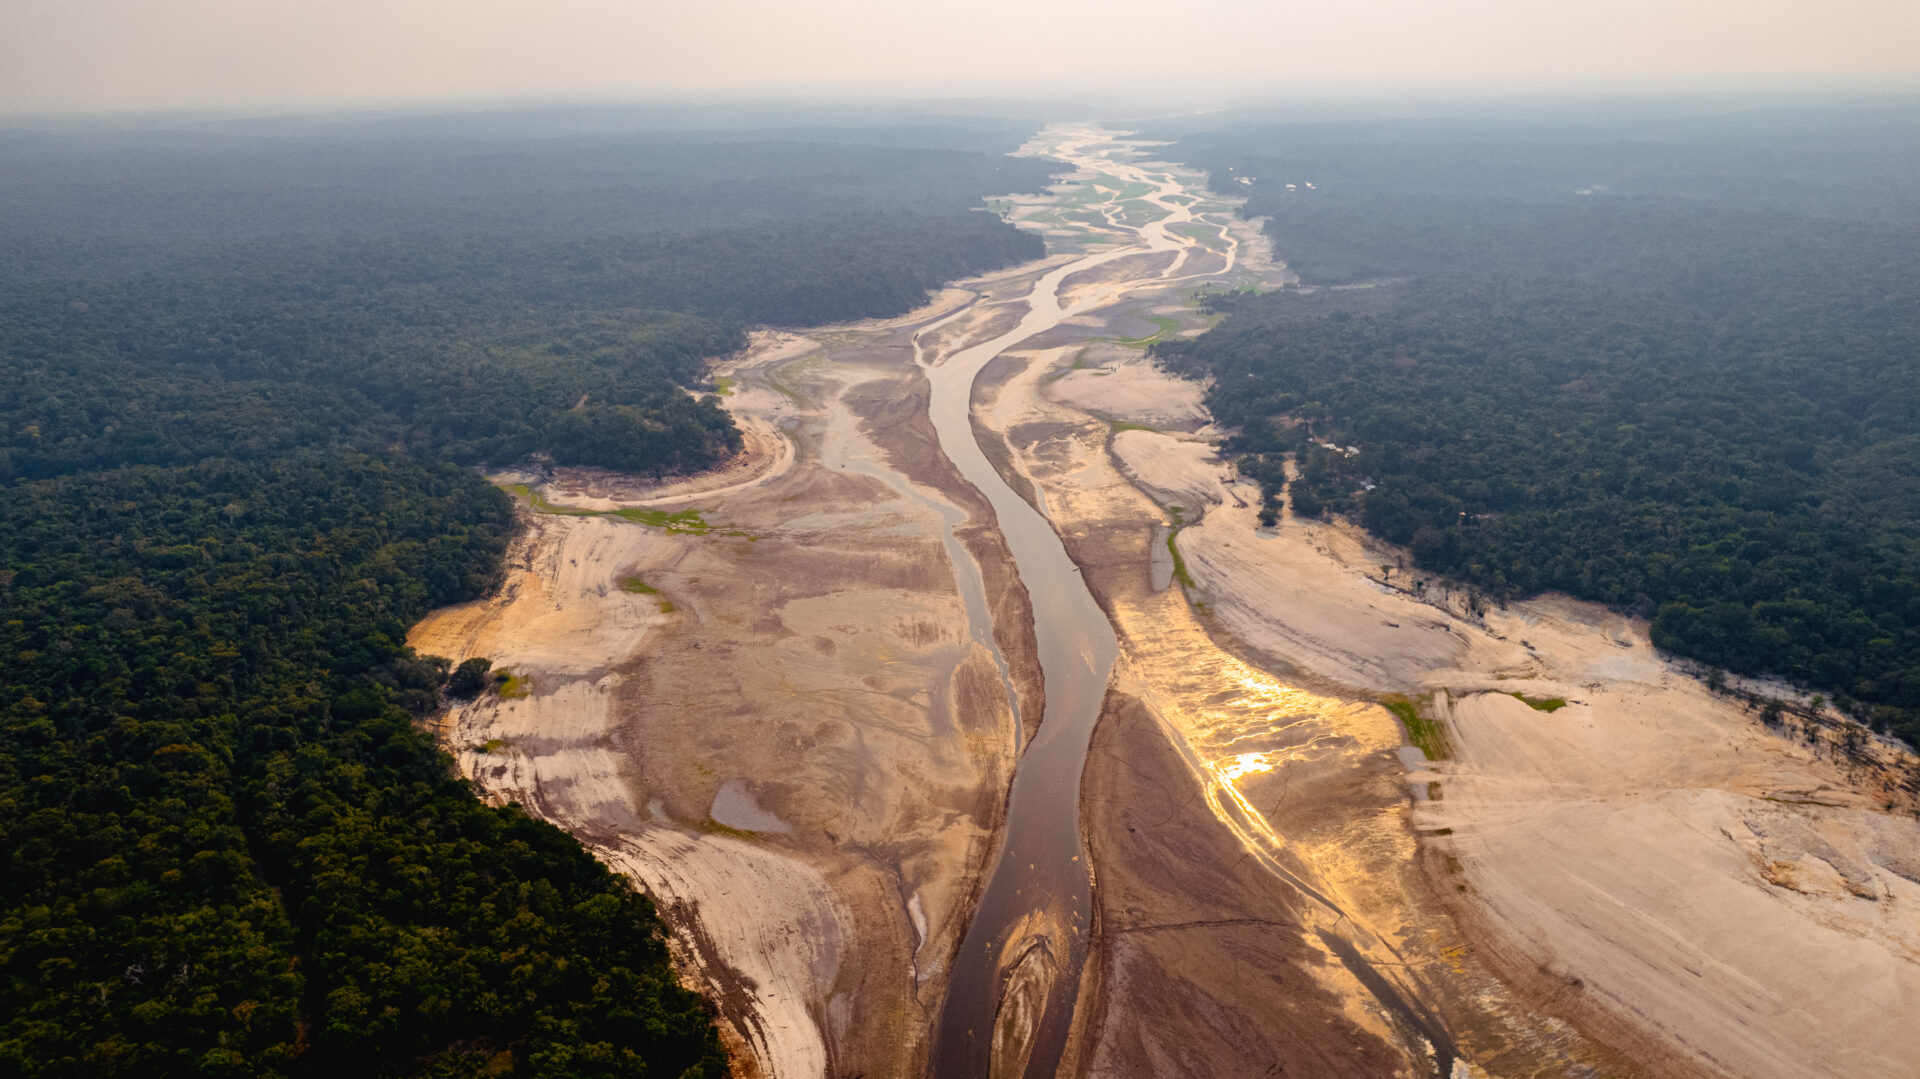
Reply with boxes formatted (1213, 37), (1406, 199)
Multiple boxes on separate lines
(1153, 104), (1920, 743)
(0, 118), (1061, 1075)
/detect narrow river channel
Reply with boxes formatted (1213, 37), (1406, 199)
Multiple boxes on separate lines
(923, 124), (1214, 1079)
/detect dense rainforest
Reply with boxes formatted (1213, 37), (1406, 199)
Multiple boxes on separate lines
(0, 109), (1058, 1075)
(0, 124), (1054, 483)
(1, 456), (727, 1077)
(1150, 101), (1920, 744)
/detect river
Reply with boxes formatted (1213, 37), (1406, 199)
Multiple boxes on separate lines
(922, 124), (1224, 1079)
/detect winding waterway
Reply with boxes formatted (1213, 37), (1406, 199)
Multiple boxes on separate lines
(923, 125), (1226, 1079)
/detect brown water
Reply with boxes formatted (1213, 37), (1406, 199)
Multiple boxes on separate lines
(922, 123), (1215, 1079)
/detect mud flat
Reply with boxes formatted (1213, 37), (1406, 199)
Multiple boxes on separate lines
(1068, 396), (1920, 1078)
(412, 283), (1056, 1076)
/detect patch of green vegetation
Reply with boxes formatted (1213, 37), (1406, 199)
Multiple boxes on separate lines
(1383, 692), (1453, 760)
(1108, 419), (1157, 435)
(503, 483), (597, 516)
(481, 738), (507, 754)
(505, 485), (727, 535)
(1508, 691), (1568, 712)
(656, 599), (677, 614)
(497, 670), (532, 700)
(697, 818), (755, 840)
(1118, 315), (1182, 350)
(1171, 221), (1230, 254)
(1165, 505), (1197, 591)
(1043, 347), (1095, 384)
(711, 375), (735, 396)
(611, 506), (711, 533)
(618, 574), (659, 594)
(1063, 175), (1132, 205)
(762, 374), (803, 405)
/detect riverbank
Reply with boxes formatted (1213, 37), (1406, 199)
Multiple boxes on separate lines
(1043, 357), (1920, 1078)
(410, 275), (1055, 1076)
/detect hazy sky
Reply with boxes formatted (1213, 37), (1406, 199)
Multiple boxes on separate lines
(3, 0), (1917, 114)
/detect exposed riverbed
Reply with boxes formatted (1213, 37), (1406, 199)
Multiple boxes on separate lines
(410, 123), (1920, 1079)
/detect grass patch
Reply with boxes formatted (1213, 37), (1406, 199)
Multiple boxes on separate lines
(1508, 692), (1568, 712)
(711, 375), (735, 396)
(1108, 419), (1156, 435)
(611, 506), (710, 533)
(1165, 505), (1197, 591)
(497, 671), (532, 700)
(1382, 692), (1453, 760)
(1117, 315), (1182, 350)
(1171, 222), (1228, 253)
(762, 376), (802, 406)
(1043, 347), (1097, 384)
(505, 484), (727, 535)
(481, 738), (506, 754)
(504, 483), (597, 516)
(656, 599), (676, 614)
(697, 818), (755, 840)
(618, 575), (659, 594)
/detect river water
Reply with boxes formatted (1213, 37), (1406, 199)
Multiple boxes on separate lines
(923, 125), (1214, 1079)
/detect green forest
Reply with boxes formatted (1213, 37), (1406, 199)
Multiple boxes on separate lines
(1152, 103), (1920, 744)
(0, 127), (1055, 484)
(0, 113), (1058, 1075)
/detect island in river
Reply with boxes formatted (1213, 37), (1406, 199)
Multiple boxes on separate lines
(412, 124), (1920, 1079)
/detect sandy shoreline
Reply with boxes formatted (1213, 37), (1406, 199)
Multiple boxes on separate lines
(410, 260), (1067, 1076)
(1038, 353), (1920, 1078)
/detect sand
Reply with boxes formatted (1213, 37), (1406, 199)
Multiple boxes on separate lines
(1074, 390), (1920, 1078)
(409, 279), (1064, 1076)
(1045, 347), (1211, 433)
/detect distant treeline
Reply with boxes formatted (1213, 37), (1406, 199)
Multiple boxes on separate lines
(0, 132), (1054, 271)
(1152, 104), (1920, 744)
(1, 134), (1055, 484)
(0, 119), (1059, 1075)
